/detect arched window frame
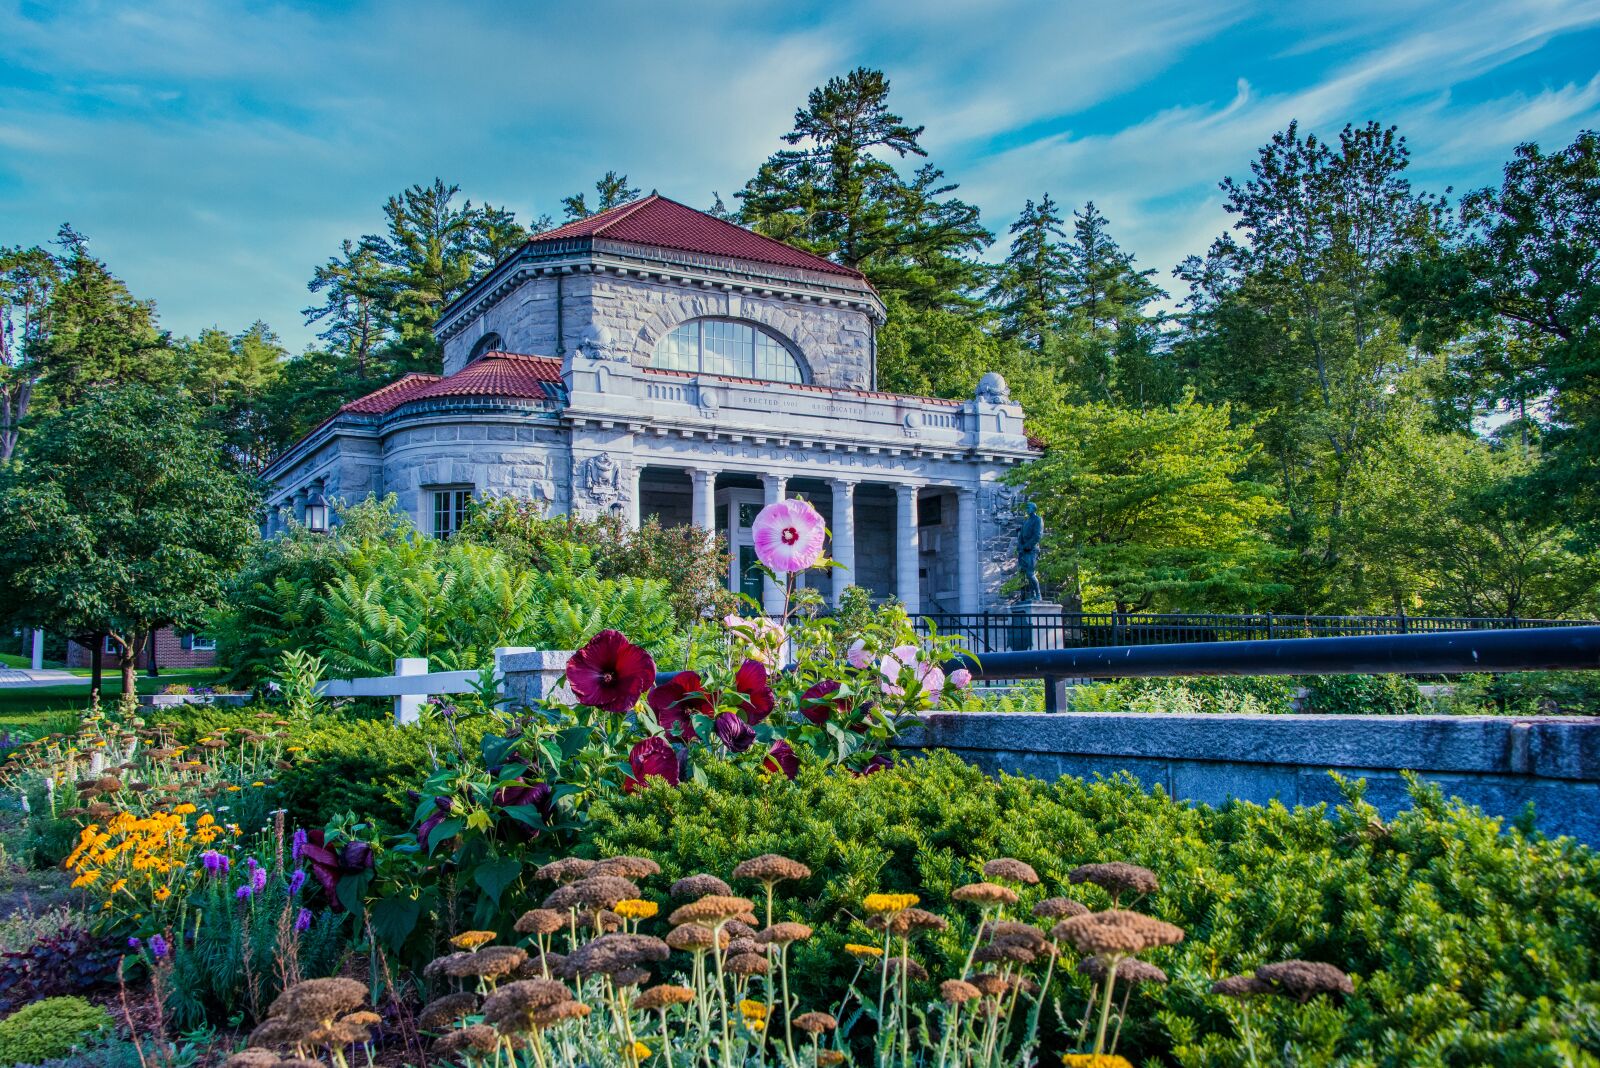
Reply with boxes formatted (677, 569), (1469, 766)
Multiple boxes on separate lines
(652, 318), (807, 384)
(467, 332), (503, 363)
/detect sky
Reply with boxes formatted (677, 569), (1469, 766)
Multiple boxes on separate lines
(3, 0), (1600, 353)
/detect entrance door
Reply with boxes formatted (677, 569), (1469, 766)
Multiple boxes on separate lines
(738, 545), (764, 605)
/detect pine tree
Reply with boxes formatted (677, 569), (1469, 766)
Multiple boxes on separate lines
(1061, 202), (1166, 400)
(0, 243), (59, 461)
(989, 194), (1071, 350)
(562, 171), (642, 220)
(737, 68), (989, 312)
(303, 238), (389, 379)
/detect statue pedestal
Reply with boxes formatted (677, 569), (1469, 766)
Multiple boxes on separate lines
(1008, 600), (1065, 652)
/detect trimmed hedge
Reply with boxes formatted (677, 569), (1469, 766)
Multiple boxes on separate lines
(587, 750), (1600, 1066)
(0, 996), (112, 1065)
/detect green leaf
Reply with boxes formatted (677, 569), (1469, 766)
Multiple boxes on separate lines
(473, 857), (523, 906)
(370, 893), (424, 950)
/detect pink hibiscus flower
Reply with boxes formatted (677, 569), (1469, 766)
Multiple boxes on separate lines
(751, 498), (827, 574)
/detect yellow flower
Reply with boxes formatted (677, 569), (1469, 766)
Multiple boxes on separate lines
(154, 886), (171, 902)
(614, 899), (658, 921)
(287, 746), (305, 753)
(71, 871), (101, 889)
(844, 943), (885, 958)
(450, 930), (498, 951)
(632, 1042), (652, 1059)
(863, 893), (919, 914)
(227, 785), (242, 792)
(172, 803), (197, 816)
(250, 781), (265, 788)
(1062, 1057), (1134, 1068)
(738, 999), (768, 1021)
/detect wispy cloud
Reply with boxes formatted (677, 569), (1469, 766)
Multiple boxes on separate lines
(1, 0), (1597, 348)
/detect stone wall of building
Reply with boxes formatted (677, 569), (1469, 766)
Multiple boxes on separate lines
(444, 272), (877, 390)
(380, 409), (569, 532)
(896, 711), (1600, 844)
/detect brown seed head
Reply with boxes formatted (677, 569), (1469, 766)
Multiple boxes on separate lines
(670, 873), (733, 898)
(248, 1017), (313, 1049)
(515, 908), (567, 936)
(1051, 910), (1183, 957)
(952, 882), (1019, 906)
(667, 895), (756, 926)
(531, 1000), (592, 1028)
(417, 991), (480, 1030)
(442, 945), (528, 980)
(613, 966), (651, 987)
(665, 923), (727, 951)
(980, 921), (1046, 946)
(793, 1011), (838, 1034)
(756, 921), (814, 945)
(1211, 975), (1274, 998)
(535, 857), (597, 884)
(973, 942), (1036, 965)
(873, 956), (929, 981)
(514, 950), (568, 980)
(941, 978), (982, 1004)
(731, 854), (812, 883)
(593, 855), (662, 880)
(222, 1051), (280, 1068)
(818, 1052), (846, 1067)
(269, 977), (368, 1023)
(635, 983), (696, 1011)
(726, 952), (770, 976)
(572, 875), (641, 909)
(1033, 897), (1090, 920)
(1078, 956), (1169, 985)
(1255, 960), (1355, 1002)
(968, 972), (1010, 997)
(432, 1024), (499, 1056)
(482, 978), (573, 1030)
(1068, 862), (1159, 902)
(982, 858), (1040, 885)
(569, 933), (671, 975)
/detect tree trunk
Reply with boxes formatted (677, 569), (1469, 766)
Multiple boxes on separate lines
(119, 633), (139, 698)
(148, 631), (160, 677)
(90, 634), (104, 700)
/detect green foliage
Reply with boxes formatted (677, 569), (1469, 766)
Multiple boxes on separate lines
(1300, 673), (1426, 716)
(458, 497), (732, 625)
(213, 495), (681, 683)
(1440, 671), (1600, 716)
(1070, 675), (1297, 716)
(1009, 393), (1284, 611)
(0, 383), (259, 693)
(589, 751), (1600, 1065)
(0, 996), (112, 1065)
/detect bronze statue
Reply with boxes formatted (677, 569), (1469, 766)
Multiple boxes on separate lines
(1017, 500), (1043, 601)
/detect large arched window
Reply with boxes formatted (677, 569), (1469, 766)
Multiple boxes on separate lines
(653, 319), (805, 383)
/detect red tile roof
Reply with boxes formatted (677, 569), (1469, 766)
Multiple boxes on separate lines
(533, 195), (867, 282)
(334, 353), (563, 418)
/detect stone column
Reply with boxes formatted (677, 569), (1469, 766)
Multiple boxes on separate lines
(957, 487), (980, 615)
(624, 463), (641, 530)
(828, 478), (857, 608)
(292, 488), (308, 526)
(690, 468), (717, 532)
(30, 629), (44, 672)
(895, 483), (922, 617)
(760, 473), (787, 616)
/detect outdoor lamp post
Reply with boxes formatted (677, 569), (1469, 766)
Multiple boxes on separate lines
(304, 487), (330, 533)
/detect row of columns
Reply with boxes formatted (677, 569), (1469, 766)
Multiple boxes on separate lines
(656, 464), (982, 618)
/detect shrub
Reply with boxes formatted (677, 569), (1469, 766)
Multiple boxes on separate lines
(0, 926), (123, 1013)
(1071, 675), (1297, 715)
(587, 750), (1600, 1065)
(1300, 672), (1425, 715)
(0, 996), (112, 1064)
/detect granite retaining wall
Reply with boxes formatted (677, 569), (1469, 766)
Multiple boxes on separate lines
(895, 712), (1600, 844)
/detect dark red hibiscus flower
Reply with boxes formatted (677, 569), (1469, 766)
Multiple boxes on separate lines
(800, 679), (847, 725)
(300, 829), (377, 910)
(762, 740), (800, 780)
(733, 659), (775, 724)
(413, 797), (456, 855)
(647, 671), (711, 740)
(622, 736), (681, 794)
(853, 753), (894, 778)
(714, 711), (756, 753)
(493, 780), (554, 841)
(566, 630), (657, 712)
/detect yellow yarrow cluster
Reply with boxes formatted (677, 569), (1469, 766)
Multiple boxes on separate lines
(615, 899), (659, 921)
(845, 943), (885, 957)
(738, 999), (768, 1021)
(863, 892), (919, 914)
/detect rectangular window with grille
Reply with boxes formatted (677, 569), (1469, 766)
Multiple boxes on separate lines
(432, 487), (472, 539)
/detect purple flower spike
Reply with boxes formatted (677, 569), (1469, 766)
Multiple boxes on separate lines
(295, 908), (313, 933)
(236, 884), (253, 900)
(150, 935), (168, 959)
(127, 937), (141, 950)
(288, 870), (307, 896)
(252, 867), (268, 894)
(291, 828), (308, 861)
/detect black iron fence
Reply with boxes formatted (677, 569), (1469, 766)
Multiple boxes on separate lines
(942, 625), (1600, 712)
(914, 611), (1594, 654)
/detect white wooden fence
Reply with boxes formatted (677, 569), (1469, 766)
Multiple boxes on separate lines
(317, 647), (571, 724)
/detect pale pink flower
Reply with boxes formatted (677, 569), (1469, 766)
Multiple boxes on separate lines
(949, 668), (973, 689)
(752, 498), (827, 574)
(846, 639), (872, 669)
(920, 666), (946, 696)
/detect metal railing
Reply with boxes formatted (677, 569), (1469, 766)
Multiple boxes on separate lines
(915, 611), (1594, 654)
(943, 625), (1600, 712)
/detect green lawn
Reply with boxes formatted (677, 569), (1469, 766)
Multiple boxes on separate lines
(0, 667), (226, 732)
(0, 652), (65, 670)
